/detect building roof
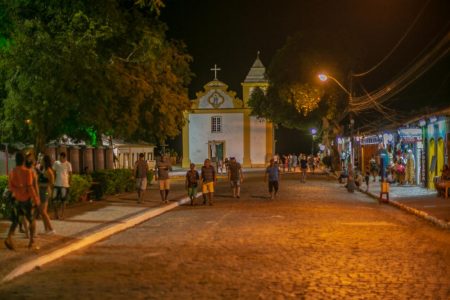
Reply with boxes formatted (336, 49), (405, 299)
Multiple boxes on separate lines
(244, 51), (268, 83)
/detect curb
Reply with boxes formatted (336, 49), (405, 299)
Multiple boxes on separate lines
(1, 193), (201, 284)
(359, 190), (450, 231)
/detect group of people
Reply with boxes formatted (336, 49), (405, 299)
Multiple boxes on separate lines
(135, 154), (284, 205)
(4, 151), (72, 251)
(277, 154), (320, 174)
(184, 157), (245, 206)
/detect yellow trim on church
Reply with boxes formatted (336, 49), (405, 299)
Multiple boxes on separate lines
(182, 112), (190, 168)
(266, 121), (274, 162)
(243, 111), (251, 167)
(183, 55), (274, 169)
(241, 82), (269, 107)
(189, 108), (250, 114)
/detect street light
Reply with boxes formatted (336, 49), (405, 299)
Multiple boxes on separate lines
(318, 73), (352, 96)
(310, 128), (317, 156)
(318, 73), (355, 168)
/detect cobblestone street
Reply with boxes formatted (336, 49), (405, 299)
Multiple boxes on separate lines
(1, 173), (450, 299)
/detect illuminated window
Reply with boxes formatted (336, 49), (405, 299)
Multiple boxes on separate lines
(211, 116), (222, 133)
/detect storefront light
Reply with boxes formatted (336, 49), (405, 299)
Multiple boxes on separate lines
(429, 116), (437, 123)
(418, 119), (426, 127)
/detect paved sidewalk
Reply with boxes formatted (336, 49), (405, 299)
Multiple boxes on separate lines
(0, 177), (191, 281)
(330, 170), (450, 229)
(364, 181), (450, 225)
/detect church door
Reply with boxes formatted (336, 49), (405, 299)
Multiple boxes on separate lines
(209, 141), (224, 162)
(216, 143), (224, 162)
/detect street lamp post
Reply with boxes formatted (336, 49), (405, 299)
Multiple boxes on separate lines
(318, 73), (355, 168)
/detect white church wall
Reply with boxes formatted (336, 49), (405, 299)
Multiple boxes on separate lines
(198, 89), (235, 109)
(250, 117), (267, 165)
(189, 113), (244, 164)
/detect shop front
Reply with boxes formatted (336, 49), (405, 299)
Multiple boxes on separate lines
(426, 117), (447, 189)
(359, 135), (381, 173)
(396, 127), (423, 186)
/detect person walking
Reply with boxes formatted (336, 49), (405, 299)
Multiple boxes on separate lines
(228, 157), (243, 198)
(308, 155), (315, 173)
(200, 159), (216, 205)
(185, 163), (200, 206)
(37, 154), (55, 234)
(300, 154), (308, 183)
(288, 154), (293, 172)
(292, 154), (298, 172)
(52, 152), (72, 219)
(134, 153), (149, 204)
(369, 155), (379, 182)
(155, 155), (172, 203)
(264, 159), (280, 200)
(4, 152), (40, 250)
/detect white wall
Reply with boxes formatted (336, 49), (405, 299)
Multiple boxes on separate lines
(189, 113), (244, 164)
(250, 117), (267, 164)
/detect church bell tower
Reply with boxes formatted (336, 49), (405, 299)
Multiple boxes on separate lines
(241, 51), (269, 107)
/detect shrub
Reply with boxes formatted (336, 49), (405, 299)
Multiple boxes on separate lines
(69, 174), (92, 204)
(91, 169), (154, 198)
(0, 174), (92, 219)
(0, 175), (10, 219)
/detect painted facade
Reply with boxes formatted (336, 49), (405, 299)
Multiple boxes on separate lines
(182, 53), (273, 168)
(426, 118), (448, 188)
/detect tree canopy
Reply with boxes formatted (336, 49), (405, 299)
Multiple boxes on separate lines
(0, 0), (192, 151)
(248, 30), (361, 169)
(248, 31), (358, 132)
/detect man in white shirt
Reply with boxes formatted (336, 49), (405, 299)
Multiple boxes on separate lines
(52, 152), (72, 219)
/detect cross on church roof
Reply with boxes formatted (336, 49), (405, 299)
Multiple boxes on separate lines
(210, 64), (221, 80)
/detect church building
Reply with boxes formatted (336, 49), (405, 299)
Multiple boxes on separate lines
(182, 53), (274, 168)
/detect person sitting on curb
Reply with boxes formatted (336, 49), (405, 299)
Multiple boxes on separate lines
(338, 167), (348, 184)
(436, 165), (450, 197)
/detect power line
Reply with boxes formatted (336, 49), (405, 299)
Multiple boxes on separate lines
(352, 0), (432, 78)
(351, 30), (450, 110)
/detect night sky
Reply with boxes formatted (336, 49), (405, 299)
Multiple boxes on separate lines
(161, 0), (450, 154)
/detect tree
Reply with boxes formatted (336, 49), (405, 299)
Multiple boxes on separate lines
(0, 0), (191, 152)
(249, 31), (359, 169)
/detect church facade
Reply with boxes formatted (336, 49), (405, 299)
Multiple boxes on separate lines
(182, 53), (274, 168)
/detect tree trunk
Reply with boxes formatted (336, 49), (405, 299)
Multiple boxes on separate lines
(34, 132), (47, 156)
(322, 117), (342, 172)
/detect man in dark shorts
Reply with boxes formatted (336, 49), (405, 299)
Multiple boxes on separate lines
(134, 153), (148, 203)
(185, 163), (199, 205)
(264, 159), (280, 200)
(155, 155), (172, 203)
(201, 159), (216, 205)
(227, 157), (243, 198)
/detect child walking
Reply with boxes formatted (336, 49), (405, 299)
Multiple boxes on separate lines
(185, 163), (199, 206)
